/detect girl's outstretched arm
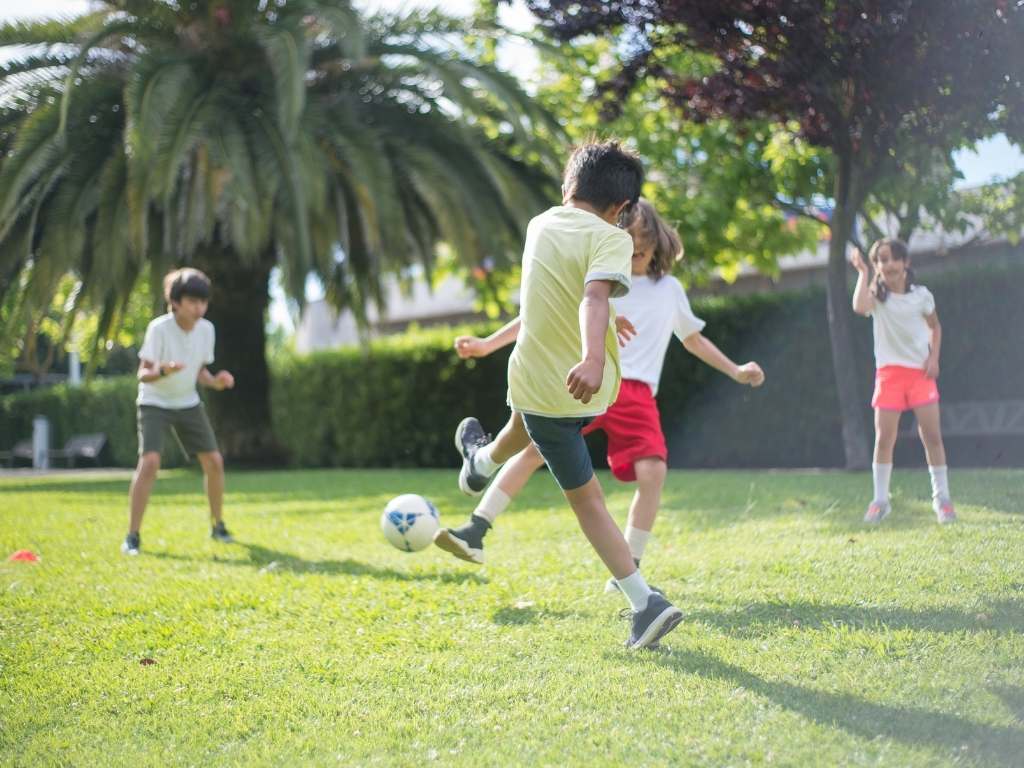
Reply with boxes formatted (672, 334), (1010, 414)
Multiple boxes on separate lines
(681, 333), (765, 387)
(454, 317), (521, 359)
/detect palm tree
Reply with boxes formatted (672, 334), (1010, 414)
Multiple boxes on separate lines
(0, 1), (559, 460)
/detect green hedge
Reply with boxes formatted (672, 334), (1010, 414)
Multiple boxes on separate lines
(3, 261), (1022, 469)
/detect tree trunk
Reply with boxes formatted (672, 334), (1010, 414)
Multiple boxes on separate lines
(194, 243), (283, 464)
(826, 156), (872, 470)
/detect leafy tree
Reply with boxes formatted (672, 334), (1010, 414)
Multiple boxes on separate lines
(518, 0), (1024, 467)
(0, 1), (558, 459)
(533, 37), (826, 282)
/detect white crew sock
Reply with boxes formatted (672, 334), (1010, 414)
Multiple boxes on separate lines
(473, 485), (511, 526)
(872, 462), (893, 503)
(473, 442), (503, 477)
(624, 526), (651, 562)
(615, 570), (653, 612)
(928, 465), (950, 499)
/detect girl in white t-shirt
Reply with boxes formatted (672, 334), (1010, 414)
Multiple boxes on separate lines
(434, 199), (765, 581)
(851, 237), (956, 525)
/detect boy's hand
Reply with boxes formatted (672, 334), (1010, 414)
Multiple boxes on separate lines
(924, 357), (940, 380)
(849, 248), (869, 274)
(735, 362), (765, 387)
(454, 336), (488, 359)
(160, 361), (185, 376)
(213, 370), (235, 390)
(614, 316), (636, 347)
(566, 358), (603, 404)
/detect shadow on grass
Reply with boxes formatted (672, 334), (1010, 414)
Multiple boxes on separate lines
(686, 598), (1024, 637)
(148, 542), (487, 585)
(637, 648), (1024, 766)
(492, 604), (576, 625)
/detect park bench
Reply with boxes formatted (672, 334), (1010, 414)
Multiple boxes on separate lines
(48, 433), (108, 468)
(0, 439), (33, 467)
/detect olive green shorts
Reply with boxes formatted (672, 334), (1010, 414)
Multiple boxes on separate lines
(137, 404), (219, 457)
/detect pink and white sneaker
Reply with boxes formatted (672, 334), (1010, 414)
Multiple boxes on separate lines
(933, 496), (957, 525)
(864, 499), (891, 525)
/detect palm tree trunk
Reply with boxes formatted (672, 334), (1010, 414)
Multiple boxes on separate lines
(194, 243), (282, 464)
(826, 156), (872, 470)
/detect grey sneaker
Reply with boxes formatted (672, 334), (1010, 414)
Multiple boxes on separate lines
(121, 532), (140, 556)
(933, 496), (957, 525)
(455, 417), (493, 496)
(864, 499), (891, 525)
(211, 521), (235, 543)
(433, 514), (490, 564)
(624, 593), (684, 650)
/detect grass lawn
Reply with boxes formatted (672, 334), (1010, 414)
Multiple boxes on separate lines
(1, 467), (1023, 767)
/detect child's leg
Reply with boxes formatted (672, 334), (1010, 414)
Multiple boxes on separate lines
(914, 403), (951, 501)
(624, 457), (667, 563)
(128, 451), (161, 534)
(197, 451), (226, 524)
(871, 409), (901, 503)
(475, 442), (546, 525)
(478, 411), (532, 470)
(564, 476), (636, 580)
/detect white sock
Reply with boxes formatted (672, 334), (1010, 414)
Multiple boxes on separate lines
(872, 462), (893, 503)
(615, 570), (653, 612)
(473, 442), (503, 477)
(928, 465), (950, 499)
(473, 485), (511, 526)
(624, 526), (651, 562)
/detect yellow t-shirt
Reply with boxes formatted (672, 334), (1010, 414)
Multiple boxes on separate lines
(508, 206), (633, 418)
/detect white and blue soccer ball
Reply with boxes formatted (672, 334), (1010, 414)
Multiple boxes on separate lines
(381, 494), (440, 552)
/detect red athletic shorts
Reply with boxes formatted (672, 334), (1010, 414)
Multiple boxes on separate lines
(583, 379), (668, 482)
(871, 365), (940, 411)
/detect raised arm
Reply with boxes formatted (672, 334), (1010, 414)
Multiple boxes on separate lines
(850, 248), (875, 316)
(681, 332), (765, 386)
(454, 317), (522, 359)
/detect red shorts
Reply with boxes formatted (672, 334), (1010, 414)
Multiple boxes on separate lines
(583, 379), (667, 482)
(871, 365), (940, 411)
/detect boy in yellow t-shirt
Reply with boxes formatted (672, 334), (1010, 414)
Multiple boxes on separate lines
(437, 141), (683, 650)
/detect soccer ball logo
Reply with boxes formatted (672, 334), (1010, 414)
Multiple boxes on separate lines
(380, 494), (440, 552)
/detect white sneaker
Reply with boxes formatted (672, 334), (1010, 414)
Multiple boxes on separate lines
(933, 496), (957, 524)
(863, 499), (891, 525)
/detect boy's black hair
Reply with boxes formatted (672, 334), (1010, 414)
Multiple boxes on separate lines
(562, 140), (644, 212)
(164, 267), (211, 309)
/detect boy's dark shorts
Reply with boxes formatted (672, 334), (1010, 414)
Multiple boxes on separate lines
(521, 412), (595, 492)
(138, 404), (219, 457)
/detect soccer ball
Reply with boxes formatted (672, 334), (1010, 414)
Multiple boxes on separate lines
(381, 494), (440, 552)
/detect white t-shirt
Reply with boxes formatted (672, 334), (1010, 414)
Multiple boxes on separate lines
(612, 274), (706, 395)
(867, 285), (936, 369)
(137, 313), (215, 409)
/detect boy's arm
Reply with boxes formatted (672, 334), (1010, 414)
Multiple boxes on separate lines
(850, 248), (874, 316)
(138, 359), (183, 383)
(198, 367), (235, 391)
(454, 317), (521, 359)
(924, 312), (941, 379)
(681, 333), (765, 386)
(566, 280), (612, 404)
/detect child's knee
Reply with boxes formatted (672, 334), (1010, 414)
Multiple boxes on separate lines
(200, 451), (225, 474)
(634, 457), (667, 486)
(136, 452), (161, 476)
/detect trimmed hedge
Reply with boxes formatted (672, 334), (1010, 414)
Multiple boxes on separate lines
(3, 261), (1022, 469)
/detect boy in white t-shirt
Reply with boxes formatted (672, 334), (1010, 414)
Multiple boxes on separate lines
(851, 238), (956, 525)
(121, 268), (237, 555)
(436, 200), (764, 594)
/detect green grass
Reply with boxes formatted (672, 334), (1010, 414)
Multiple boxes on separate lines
(1, 468), (1023, 767)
